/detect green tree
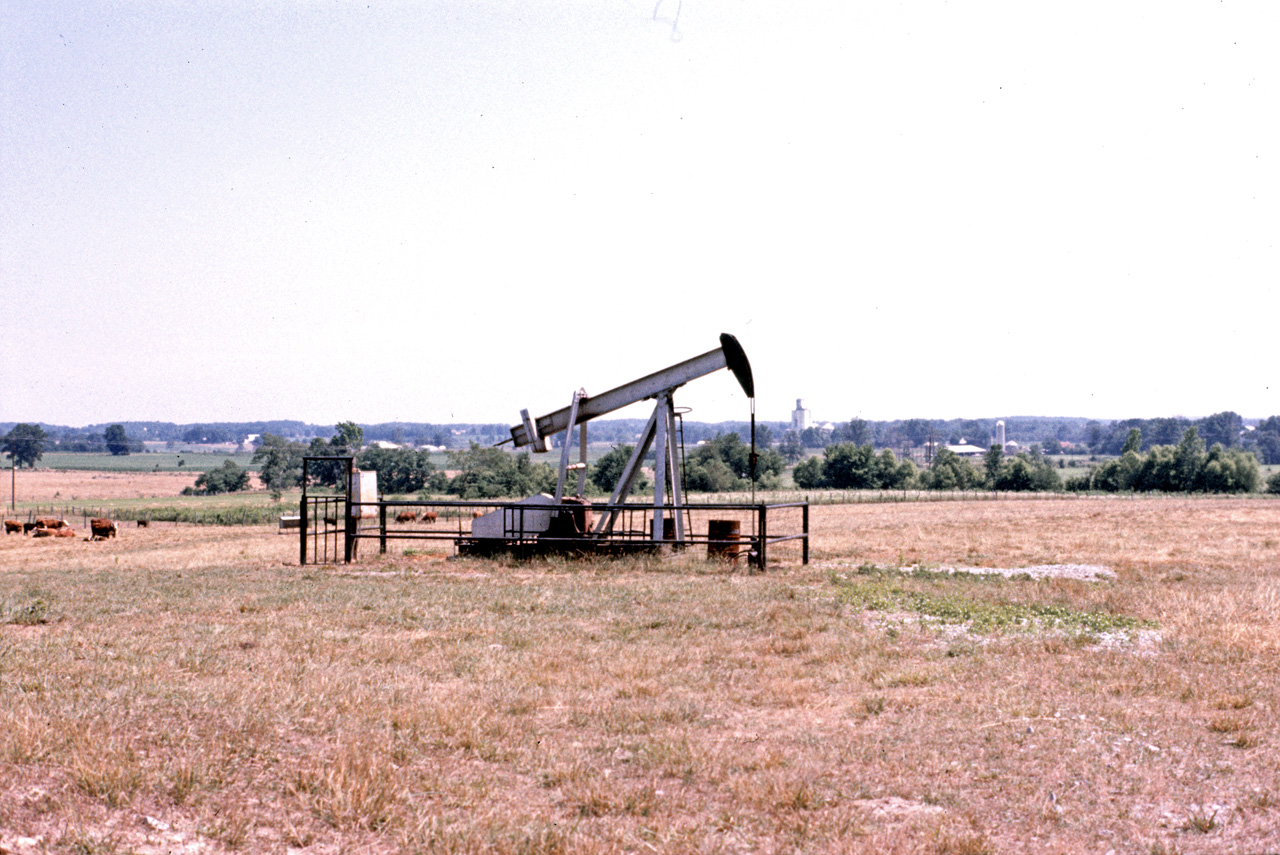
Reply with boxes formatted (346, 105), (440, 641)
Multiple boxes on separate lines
(823, 443), (878, 489)
(2, 423), (48, 469)
(1149, 417), (1190, 447)
(331, 421), (365, 454)
(589, 445), (650, 495)
(833, 419), (872, 446)
(923, 448), (978, 490)
(1133, 445), (1178, 492)
(1095, 450), (1141, 492)
(104, 424), (130, 456)
(1197, 411), (1243, 449)
(1255, 436), (1280, 465)
(791, 456), (826, 489)
(887, 454), (918, 490)
(778, 431), (805, 463)
(252, 434), (306, 495)
(304, 437), (349, 489)
(899, 419), (933, 446)
(188, 460), (251, 495)
(182, 425), (232, 444)
(304, 423), (366, 489)
(985, 449), (1061, 492)
(1174, 427), (1206, 491)
(685, 456), (739, 492)
(983, 445), (1004, 488)
(1085, 420), (1104, 452)
(1199, 444), (1260, 493)
(1255, 418), (1280, 465)
(356, 447), (438, 494)
(680, 433), (785, 492)
(800, 425), (832, 448)
(446, 443), (555, 499)
(994, 456), (1035, 491)
(1120, 428), (1142, 456)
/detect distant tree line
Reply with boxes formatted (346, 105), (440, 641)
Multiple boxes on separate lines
(789, 442), (1063, 493)
(1067, 427), (1261, 494)
(10, 411), (1280, 462)
(792, 443), (917, 490)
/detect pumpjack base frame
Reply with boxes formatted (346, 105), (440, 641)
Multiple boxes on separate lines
(449, 499), (809, 570)
(456, 537), (673, 562)
(308, 495), (809, 571)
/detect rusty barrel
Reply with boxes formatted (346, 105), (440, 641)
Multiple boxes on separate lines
(707, 519), (741, 561)
(649, 517), (676, 540)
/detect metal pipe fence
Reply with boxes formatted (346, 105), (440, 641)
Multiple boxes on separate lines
(300, 498), (809, 570)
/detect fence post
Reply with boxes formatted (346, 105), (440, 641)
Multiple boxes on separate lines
(299, 495), (307, 565)
(380, 504), (387, 554)
(343, 500), (356, 564)
(802, 502), (809, 565)
(757, 504), (768, 571)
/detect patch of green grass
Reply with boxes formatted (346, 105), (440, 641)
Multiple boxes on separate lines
(829, 568), (1153, 634)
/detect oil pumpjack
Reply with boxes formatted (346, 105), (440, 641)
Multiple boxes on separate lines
(466, 333), (756, 553)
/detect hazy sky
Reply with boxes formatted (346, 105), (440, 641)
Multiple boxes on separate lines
(3, 1), (1277, 430)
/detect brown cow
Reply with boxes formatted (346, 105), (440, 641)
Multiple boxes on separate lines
(421, 510), (437, 524)
(23, 521), (39, 534)
(4, 520), (21, 535)
(36, 518), (67, 530)
(137, 519), (149, 527)
(90, 518), (118, 540)
(33, 526), (75, 538)
(395, 510), (417, 523)
(471, 509), (485, 519)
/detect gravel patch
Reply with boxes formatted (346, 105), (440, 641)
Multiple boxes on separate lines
(929, 563), (1116, 582)
(824, 561), (1117, 582)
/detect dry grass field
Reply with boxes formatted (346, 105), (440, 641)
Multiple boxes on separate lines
(7, 469), (205, 502)
(2, 485), (1279, 854)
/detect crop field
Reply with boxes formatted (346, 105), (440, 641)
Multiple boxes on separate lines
(35, 453), (260, 474)
(2, 480), (1279, 854)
